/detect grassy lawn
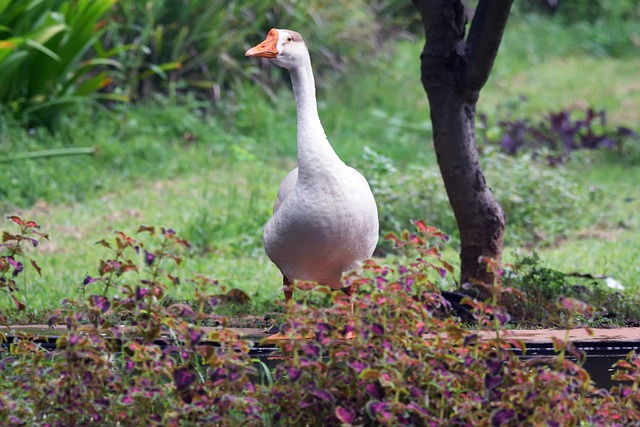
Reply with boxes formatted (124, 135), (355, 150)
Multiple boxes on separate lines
(1, 15), (639, 318)
(532, 160), (640, 289)
(9, 161), (286, 312)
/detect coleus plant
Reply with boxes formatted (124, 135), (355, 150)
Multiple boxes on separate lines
(1, 217), (640, 426)
(0, 216), (48, 313)
(262, 221), (640, 426)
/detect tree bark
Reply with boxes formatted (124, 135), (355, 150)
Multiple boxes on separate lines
(411, 0), (513, 297)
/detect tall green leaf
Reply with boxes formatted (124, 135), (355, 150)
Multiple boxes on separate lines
(0, 0), (120, 128)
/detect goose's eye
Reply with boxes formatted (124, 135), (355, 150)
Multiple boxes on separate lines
(286, 37), (293, 42)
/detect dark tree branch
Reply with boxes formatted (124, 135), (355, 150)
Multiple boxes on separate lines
(412, 0), (466, 58)
(464, 0), (514, 92)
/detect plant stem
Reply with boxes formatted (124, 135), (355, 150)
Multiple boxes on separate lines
(0, 147), (96, 162)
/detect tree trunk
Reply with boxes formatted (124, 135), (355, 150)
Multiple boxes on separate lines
(411, 0), (513, 298)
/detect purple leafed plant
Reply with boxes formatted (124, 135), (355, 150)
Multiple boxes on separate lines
(2, 217), (640, 425)
(492, 107), (636, 164)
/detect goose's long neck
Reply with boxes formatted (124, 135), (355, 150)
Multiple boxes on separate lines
(289, 59), (342, 174)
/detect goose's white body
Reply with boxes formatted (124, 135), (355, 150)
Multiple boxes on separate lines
(246, 29), (379, 293)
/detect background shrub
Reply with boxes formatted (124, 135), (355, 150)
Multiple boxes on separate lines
(483, 149), (592, 245)
(512, 0), (639, 57)
(503, 253), (640, 327)
(362, 147), (589, 247)
(0, 0), (117, 129)
(518, 0), (640, 22)
(0, 0), (395, 128)
(98, 0), (382, 101)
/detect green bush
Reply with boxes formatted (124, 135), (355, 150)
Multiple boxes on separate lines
(504, 253), (640, 327)
(0, 98), (222, 209)
(483, 149), (592, 245)
(0, 0), (118, 129)
(362, 147), (590, 247)
(556, 0), (640, 23)
(517, 0), (639, 22)
(360, 147), (455, 247)
(509, 2), (639, 58)
(99, 0), (382, 100)
(1, 0), (393, 129)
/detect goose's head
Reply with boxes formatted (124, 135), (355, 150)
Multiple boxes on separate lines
(245, 28), (308, 69)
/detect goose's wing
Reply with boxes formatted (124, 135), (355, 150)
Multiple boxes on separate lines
(273, 167), (298, 213)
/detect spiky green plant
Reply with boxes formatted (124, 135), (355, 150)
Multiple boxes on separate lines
(0, 0), (120, 129)
(98, 0), (381, 100)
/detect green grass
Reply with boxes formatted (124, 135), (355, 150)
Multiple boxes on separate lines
(1, 14), (639, 318)
(5, 149), (286, 312)
(483, 55), (640, 125)
(494, 157), (640, 294)
(529, 158), (640, 290)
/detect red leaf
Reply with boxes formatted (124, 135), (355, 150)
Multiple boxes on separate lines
(95, 239), (112, 249)
(115, 237), (125, 250)
(7, 216), (23, 226)
(2, 232), (17, 243)
(176, 237), (190, 248)
(384, 232), (404, 247)
(137, 225), (155, 235)
(414, 219), (428, 232)
(441, 260), (455, 274)
(11, 294), (25, 311)
(30, 259), (42, 277)
(98, 260), (113, 275)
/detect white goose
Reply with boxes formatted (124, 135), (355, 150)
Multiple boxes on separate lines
(245, 28), (379, 305)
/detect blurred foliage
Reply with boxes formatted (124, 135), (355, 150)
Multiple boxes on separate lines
(483, 150), (594, 246)
(513, 0), (640, 57)
(518, 0), (640, 22)
(98, 0), (383, 101)
(361, 146), (591, 249)
(0, 96), (225, 208)
(0, 0), (118, 129)
(0, 0), (398, 127)
(2, 0), (638, 130)
(481, 107), (637, 164)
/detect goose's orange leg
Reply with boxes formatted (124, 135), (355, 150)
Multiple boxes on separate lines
(343, 284), (355, 315)
(283, 275), (293, 307)
(342, 284), (356, 339)
(264, 275), (294, 336)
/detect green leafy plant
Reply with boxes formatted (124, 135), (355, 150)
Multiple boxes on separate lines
(360, 146), (456, 251)
(362, 146), (590, 247)
(98, 0), (382, 101)
(483, 149), (592, 245)
(513, 1), (640, 57)
(0, 0), (120, 129)
(503, 253), (640, 328)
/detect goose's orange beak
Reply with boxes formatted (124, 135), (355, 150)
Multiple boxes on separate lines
(245, 28), (279, 58)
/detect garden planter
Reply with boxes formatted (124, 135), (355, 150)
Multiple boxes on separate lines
(3, 325), (638, 389)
